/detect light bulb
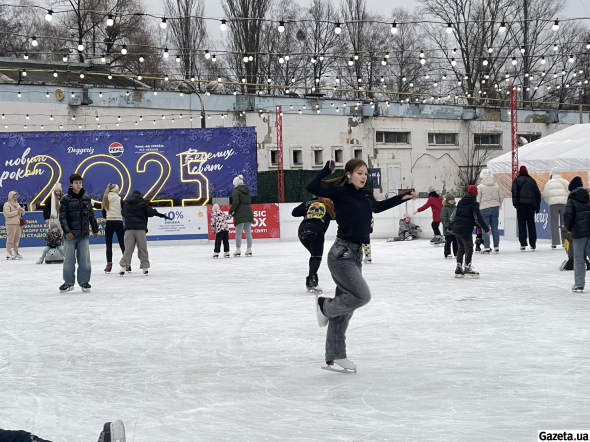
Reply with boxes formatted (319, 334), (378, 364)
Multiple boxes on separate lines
(77, 41), (84, 51)
(569, 55), (574, 63)
(335, 22), (341, 34)
(160, 17), (167, 29)
(45, 10), (53, 21)
(220, 19), (227, 31)
(511, 56), (517, 65)
(390, 22), (398, 34)
(348, 57), (354, 66)
(420, 58), (425, 65)
(101, 54), (106, 63)
(382, 58), (387, 66)
(62, 56), (67, 62)
(552, 19), (559, 31)
(499, 21), (506, 33)
(71, 92), (75, 98)
(137, 75), (142, 80)
(106, 14), (114, 26)
(279, 56), (285, 64)
(285, 55), (289, 61)
(354, 53), (359, 60)
(108, 74), (112, 79)
(311, 56), (317, 63)
(139, 56), (144, 63)
(99, 92), (103, 97)
(243, 55), (249, 62)
(553, 44), (558, 51)
(190, 76), (195, 82)
(520, 46), (525, 54)
(212, 55), (217, 62)
(50, 115), (53, 120)
(163, 47), (169, 57)
(541, 56), (546, 64)
(204, 50), (210, 59)
(278, 21), (285, 33)
(488, 47), (493, 53)
(80, 73), (84, 78)
(446, 23), (453, 33)
(587, 43), (590, 50)
(22, 69), (26, 77)
(121, 45), (127, 55)
(320, 54), (324, 61)
(164, 74), (169, 81)
(420, 50), (424, 58)
(176, 55), (180, 63)
(26, 114), (29, 119)
(46, 92), (49, 97)
(22, 53), (28, 59)
(31, 37), (38, 47)
(483, 58), (488, 66)
(17, 91), (21, 98)
(248, 55), (253, 61)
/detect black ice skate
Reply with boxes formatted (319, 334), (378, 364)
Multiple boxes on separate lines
(475, 238), (482, 252)
(59, 282), (74, 293)
(520, 246), (526, 251)
(306, 276), (323, 294)
(80, 282), (91, 292)
(572, 286), (584, 293)
(143, 269), (148, 276)
(321, 358), (357, 374)
(454, 263), (465, 278)
(213, 253), (219, 259)
(104, 262), (112, 273)
(126, 265), (132, 272)
(463, 264), (479, 279)
(98, 419), (126, 442)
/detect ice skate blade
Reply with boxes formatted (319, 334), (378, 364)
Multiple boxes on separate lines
(454, 274), (465, 279)
(81, 288), (91, 292)
(59, 286), (75, 293)
(464, 274), (480, 279)
(321, 365), (357, 374)
(306, 288), (323, 294)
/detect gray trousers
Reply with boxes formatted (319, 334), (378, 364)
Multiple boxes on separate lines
(119, 230), (150, 269)
(324, 238), (372, 362)
(573, 237), (590, 288)
(549, 204), (566, 246)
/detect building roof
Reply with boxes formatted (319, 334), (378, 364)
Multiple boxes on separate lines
(0, 58), (141, 89)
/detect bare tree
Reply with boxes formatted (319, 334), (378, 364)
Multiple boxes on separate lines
(223, 0), (273, 93)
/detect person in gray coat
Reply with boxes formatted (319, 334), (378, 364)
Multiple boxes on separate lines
(229, 174), (254, 257)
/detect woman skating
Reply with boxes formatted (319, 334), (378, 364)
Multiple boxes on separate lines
(415, 186), (444, 244)
(102, 184), (126, 273)
(292, 196), (336, 293)
(307, 159), (416, 372)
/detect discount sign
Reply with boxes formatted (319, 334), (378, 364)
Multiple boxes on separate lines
(207, 203), (280, 240)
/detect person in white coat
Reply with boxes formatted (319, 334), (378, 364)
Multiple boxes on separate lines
(542, 167), (570, 248)
(101, 183), (126, 273)
(477, 169), (504, 253)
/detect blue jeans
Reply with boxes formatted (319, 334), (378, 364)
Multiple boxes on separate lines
(481, 206), (500, 248)
(235, 222), (252, 248)
(573, 237), (590, 288)
(63, 237), (91, 285)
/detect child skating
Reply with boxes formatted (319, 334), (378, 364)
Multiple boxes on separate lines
(36, 223), (65, 264)
(307, 158), (416, 373)
(450, 185), (490, 279)
(292, 196), (336, 293)
(211, 203), (233, 258)
(415, 186), (444, 244)
(388, 213), (421, 241)
(440, 193), (458, 258)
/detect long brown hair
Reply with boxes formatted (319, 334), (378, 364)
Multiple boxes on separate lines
(317, 197), (336, 219)
(102, 184), (119, 212)
(323, 159), (368, 186)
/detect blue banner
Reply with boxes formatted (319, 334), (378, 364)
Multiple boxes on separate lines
(0, 127), (257, 208)
(370, 168), (382, 189)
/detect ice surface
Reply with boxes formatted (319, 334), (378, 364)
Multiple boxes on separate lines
(1, 238), (589, 442)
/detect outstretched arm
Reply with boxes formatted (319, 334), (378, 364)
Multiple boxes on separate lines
(373, 190), (417, 213)
(306, 161), (339, 199)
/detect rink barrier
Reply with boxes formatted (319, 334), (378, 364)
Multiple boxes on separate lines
(1, 199), (526, 248)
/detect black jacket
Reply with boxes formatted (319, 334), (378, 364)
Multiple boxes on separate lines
(306, 162), (407, 244)
(564, 187), (590, 239)
(122, 191), (167, 231)
(452, 193), (490, 235)
(59, 188), (98, 238)
(512, 173), (541, 210)
(229, 185), (254, 225)
(292, 199), (332, 233)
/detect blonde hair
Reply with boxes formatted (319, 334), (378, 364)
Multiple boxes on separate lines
(102, 184), (119, 211)
(317, 197), (336, 219)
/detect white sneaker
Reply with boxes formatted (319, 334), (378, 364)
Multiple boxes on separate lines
(315, 293), (328, 327)
(334, 358), (357, 370)
(36, 257), (44, 264)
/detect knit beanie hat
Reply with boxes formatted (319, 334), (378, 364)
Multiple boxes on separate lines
(428, 186), (436, 194)
(49, 222), (60, 230)
(212, 203), (220, 211)
(53, 183), (62, 192)
(569, 176), (583, 191)
(403, 213), (411, 219)
(233, 175), (244, 187)
(550, 167), (559, 178)
(445, 193), (455, 202)
(467, 185), (478, 196)
(479, 169), (490, 179)
(519, 165), (528, 175)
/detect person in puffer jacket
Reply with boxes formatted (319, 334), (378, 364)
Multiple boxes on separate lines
(211, 203), (233, 258)
(511, 165), (541, 250)
(477, 169), (503, 253)
(564, 177), (590, 292)
(415, 186), (444, 243)
(542, 167), (570, 248)
(388, 213), (421, 241)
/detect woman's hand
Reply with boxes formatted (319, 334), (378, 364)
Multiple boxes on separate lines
(326, 159), (336, 172)
(402, 191), (417, 201)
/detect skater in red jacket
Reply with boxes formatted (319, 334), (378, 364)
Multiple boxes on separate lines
(415, 186), (444, 244)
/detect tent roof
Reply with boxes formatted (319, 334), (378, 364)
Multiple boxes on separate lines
(487, 124), (590, 174)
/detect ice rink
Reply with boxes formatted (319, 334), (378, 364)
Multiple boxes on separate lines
(1, 238), (589, 442)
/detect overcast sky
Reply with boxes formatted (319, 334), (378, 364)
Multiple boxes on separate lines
(143, 0), (590, 24)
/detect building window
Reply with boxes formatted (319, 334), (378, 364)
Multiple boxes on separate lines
(354, 148), (363, 159)
(376, 131), (409, 144)
(313, 149), (323, 165)
(270, 150), (277, 166)
(428, 133), (457, 145)
(334, 149), (344, 164)
(520, 134), (541, 143)
(474, 133), (501, 148)
(292, 149), (303, 166)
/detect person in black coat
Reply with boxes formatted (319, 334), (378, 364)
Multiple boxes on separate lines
(511, 165), (541, 250)
(118, 190), (170, 276)
(292, 196), (335, 293)
(564, 176), (590, 292)
(58, 173), (99, 292)
(451, 185), (490, 278)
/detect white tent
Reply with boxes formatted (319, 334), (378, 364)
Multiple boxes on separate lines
(487, 124), (590, 174)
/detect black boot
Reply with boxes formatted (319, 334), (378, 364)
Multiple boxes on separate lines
(586, 259), (590, 271)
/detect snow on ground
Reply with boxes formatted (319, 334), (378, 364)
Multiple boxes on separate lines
(0, 238), (589, 442)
